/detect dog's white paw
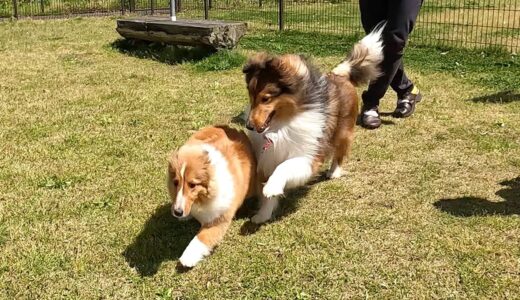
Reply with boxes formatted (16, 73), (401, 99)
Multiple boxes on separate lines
(179, 237), (210, 268)
(263, 180), (284, 198)
(251, 211), (272, 224)
(179, 251), (203, 268)
(327, 165), (343, 179)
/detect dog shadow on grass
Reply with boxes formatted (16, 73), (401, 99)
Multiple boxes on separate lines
(434, 176), (520, 217)
(122, 198), (260, 276)
(468, 91), (520, 104)
(231, 111), (246, 126)
(239, 173), (329, 235)
(110, 39), (215, 65)
(124, 174), (330, 275)
(123, 203), (200, 276)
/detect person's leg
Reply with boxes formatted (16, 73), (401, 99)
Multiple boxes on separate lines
(387, 0), (422, 95)
(360, 0), (423, 128)
(392, 62), (422, 118)
(386, 0), (423, 117)
(358, 0), (388, 129)
(390, 61), (413, 97)
(359, 0), (386, 35)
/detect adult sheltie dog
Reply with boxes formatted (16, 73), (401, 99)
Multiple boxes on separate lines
(243, 25), (385, 224)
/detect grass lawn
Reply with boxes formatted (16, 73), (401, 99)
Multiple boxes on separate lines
(0, 17), (519, 299)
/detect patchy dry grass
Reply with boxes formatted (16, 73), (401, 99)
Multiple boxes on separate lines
(0, 17), (519, 299)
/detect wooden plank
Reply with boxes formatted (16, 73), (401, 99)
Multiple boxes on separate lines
(116, 17), (247, 50)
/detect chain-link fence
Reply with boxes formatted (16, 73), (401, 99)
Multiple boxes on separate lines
(1, 0), (519, 52)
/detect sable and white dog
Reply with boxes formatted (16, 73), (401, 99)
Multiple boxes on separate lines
(243, 25), (385, 224)
(167, 126), (256, 267)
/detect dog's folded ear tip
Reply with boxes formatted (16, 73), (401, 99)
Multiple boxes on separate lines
(242, 64), (252, 73)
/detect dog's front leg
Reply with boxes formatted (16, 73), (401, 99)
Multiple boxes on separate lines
(251, 157), (313, 224)
(179, 219), (231, 268)
(263, 156), (313, 197)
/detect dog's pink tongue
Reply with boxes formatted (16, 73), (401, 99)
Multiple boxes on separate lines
(262, 137), (273, 151)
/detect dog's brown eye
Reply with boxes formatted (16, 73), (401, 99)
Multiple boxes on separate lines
(188, 182), (197, 189)
(261, 96), (270, 103)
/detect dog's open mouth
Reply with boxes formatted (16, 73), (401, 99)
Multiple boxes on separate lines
(258, 111), (275, 133)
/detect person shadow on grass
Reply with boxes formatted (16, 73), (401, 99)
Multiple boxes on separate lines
(434, 176), (520, 216)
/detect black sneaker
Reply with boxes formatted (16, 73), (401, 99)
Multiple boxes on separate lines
(393, 87), (422, 118)
(361, 106), (381, 129)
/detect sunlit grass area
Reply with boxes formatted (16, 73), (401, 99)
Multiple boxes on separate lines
(0, 17), (519, 299)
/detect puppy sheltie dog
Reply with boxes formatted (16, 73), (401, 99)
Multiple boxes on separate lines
(167, 126), (256, 267)
(243, 25), (385, 224)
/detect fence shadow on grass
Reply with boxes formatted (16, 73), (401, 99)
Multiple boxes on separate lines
(110, 39), (215, 65)
(434, 176), (520, 217)
(468, 91), (520, 104)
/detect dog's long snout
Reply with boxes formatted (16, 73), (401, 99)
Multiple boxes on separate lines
(245, 120), (254, 131)
(173, 208), (184, 218)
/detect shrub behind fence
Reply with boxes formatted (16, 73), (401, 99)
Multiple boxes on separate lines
(1, 0), (519, 52)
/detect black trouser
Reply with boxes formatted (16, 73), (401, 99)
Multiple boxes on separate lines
(359, 0), (423, 109)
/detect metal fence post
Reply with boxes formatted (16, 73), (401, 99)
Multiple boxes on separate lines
(203, 0), (208, 19)
(40, 0), (44, 13)
(12, 0), (18, 18)
(120, 0), (125, 15)
(170, 0), (176, 21)
(278, 0), (284, 31)
(150, 0), (155, 15)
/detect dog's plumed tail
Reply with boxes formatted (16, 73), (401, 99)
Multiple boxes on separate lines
(331, 22), (386, 86)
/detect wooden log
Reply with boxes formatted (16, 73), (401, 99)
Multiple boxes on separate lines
(116, 17), (247, 50)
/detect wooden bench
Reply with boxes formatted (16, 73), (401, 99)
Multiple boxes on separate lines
(116, 17), (247, 50)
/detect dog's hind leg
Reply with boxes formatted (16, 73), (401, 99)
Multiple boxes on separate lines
(327, 126), (354, 179)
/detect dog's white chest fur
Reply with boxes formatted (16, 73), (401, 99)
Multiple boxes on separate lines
(250, 108), (326, 177)
(190, 144), (235, 224)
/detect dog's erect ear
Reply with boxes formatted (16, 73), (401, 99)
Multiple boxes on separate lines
(243, 52), (273, 74)
(267, 54), (309, 90)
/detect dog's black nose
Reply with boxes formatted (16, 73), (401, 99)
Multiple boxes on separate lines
(245, 121), (254, 131)
(173, 208), (183, 217)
